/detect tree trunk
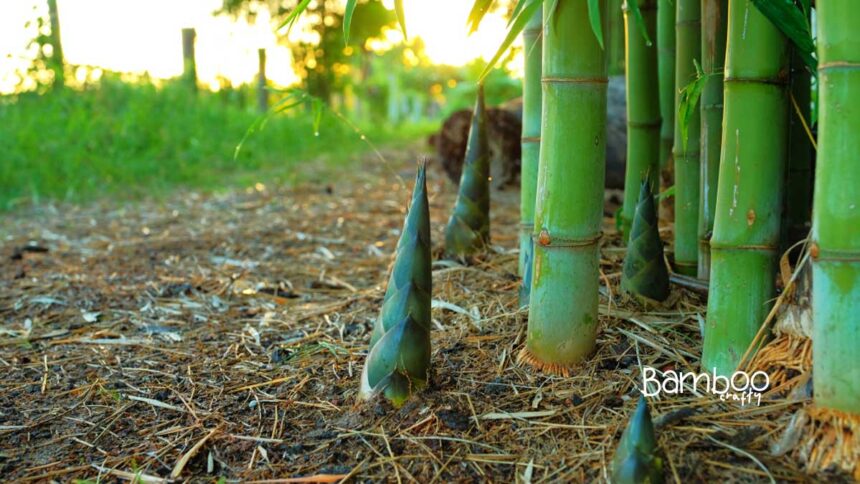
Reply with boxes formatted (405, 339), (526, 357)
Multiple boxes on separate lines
(812, 0), (860, 415)
(702, 0), (788, 376)
(521, 0), (607, 375)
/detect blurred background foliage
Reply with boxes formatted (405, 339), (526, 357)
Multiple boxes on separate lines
(0, 0), (522, 210)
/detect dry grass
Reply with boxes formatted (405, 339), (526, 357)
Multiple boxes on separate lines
(0, 147), (854, 482)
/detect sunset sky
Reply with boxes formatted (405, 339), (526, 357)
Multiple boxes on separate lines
(0, 0), (516, 94)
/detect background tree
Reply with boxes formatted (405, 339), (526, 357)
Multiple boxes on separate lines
(221, 0), (394, 105)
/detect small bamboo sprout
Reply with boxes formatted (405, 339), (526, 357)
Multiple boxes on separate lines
(621, 180), (669, 302)
(360, 164), (431, 407)
(611, 396), (664, 484)
(444, 85), (490, 259)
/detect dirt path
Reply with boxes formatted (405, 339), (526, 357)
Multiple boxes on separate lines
(0, 148), (813, 482)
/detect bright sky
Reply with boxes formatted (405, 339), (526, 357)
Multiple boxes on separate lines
(0, 0), (516, 94)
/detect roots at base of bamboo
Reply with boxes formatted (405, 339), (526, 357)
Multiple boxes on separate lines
(516, 347), (573, 377)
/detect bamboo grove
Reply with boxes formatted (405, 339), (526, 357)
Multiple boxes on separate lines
(289, 0), (858, 473)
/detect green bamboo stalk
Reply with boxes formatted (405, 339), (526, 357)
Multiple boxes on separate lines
(519, 9), (543, 307)
(782, 46), (813, 251)
(701, 0), (788, 376)
(620, 0), (660, 240)
(657, 0), (676, 222)
(609, 0), (626, 76)
(812, 0), (860, 415)
(361, 165), (431, 407)
(672, 0), (701, 276)
(696, 0), (728, 279)
(444, 86), (490, 259)
(610, 396), (664, 484)
(622, 180), (670, 302)
(520, 0), (607, 375)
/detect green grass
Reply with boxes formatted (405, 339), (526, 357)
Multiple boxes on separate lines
(0, 75), (432, 210)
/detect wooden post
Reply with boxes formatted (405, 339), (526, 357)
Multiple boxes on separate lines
(257, 48), (268, 112)
(46, 0), (65, 89)
(182, 28), (197, 91)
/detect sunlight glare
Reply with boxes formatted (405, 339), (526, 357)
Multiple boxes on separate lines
(384, 0), (518, 67)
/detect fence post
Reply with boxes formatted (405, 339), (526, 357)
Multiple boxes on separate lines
(182, 28), (197, 91)
(257, 48), (268, 112)
(47, 0), (65, 89)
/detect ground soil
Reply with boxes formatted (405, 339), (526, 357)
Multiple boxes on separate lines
(0, 147), (842, 482)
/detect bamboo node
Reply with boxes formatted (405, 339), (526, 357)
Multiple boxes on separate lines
(533, 231), (603, 249)
(542, 76), (608, 85)
(810, 244), (860, 262)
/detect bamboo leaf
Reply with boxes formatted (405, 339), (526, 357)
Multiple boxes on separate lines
(626, 0), (652, 46)
(235, 89), (318, 160)
(312, 98), (323, 135)
(508, 0), (530, 26)
(277, 0), (312, 33)
(467, 0), (495, 34)
(394, 0), (407, 39)
(749, 0), (816, 72)
(587, 0), (605, 49)
(677, 59), (708, 151)
(656, 185), (674, 202)
(478, 0), (542, 82)
(343, 0), (358, 44)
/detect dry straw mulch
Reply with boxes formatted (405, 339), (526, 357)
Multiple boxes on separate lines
(0, 147), (853, 482)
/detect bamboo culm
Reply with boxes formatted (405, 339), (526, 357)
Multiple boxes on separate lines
(609, 0), (626, 76)
(672, 0), (701, 276)
(657, 0), (676, 222)
(697, 0), (728, 279)
(620, 0), (661, 241)
(520, 0), (607, 375)
(702, 0), (789, 376)
(812, 0), (860, 415)
(518, 10), (543, 307)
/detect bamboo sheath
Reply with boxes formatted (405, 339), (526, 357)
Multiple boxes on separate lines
(697, 0), (727, 279)
(521, 0), (607, 374)
(362, 166), (431, 406)
(518, 10), (543, 307)
(672, 0), (701, 276)
(620, 0), (661, 241)
(444, 87), (490, 258)
(702, 0), (788, 376)
(812, 0), (860, 414)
